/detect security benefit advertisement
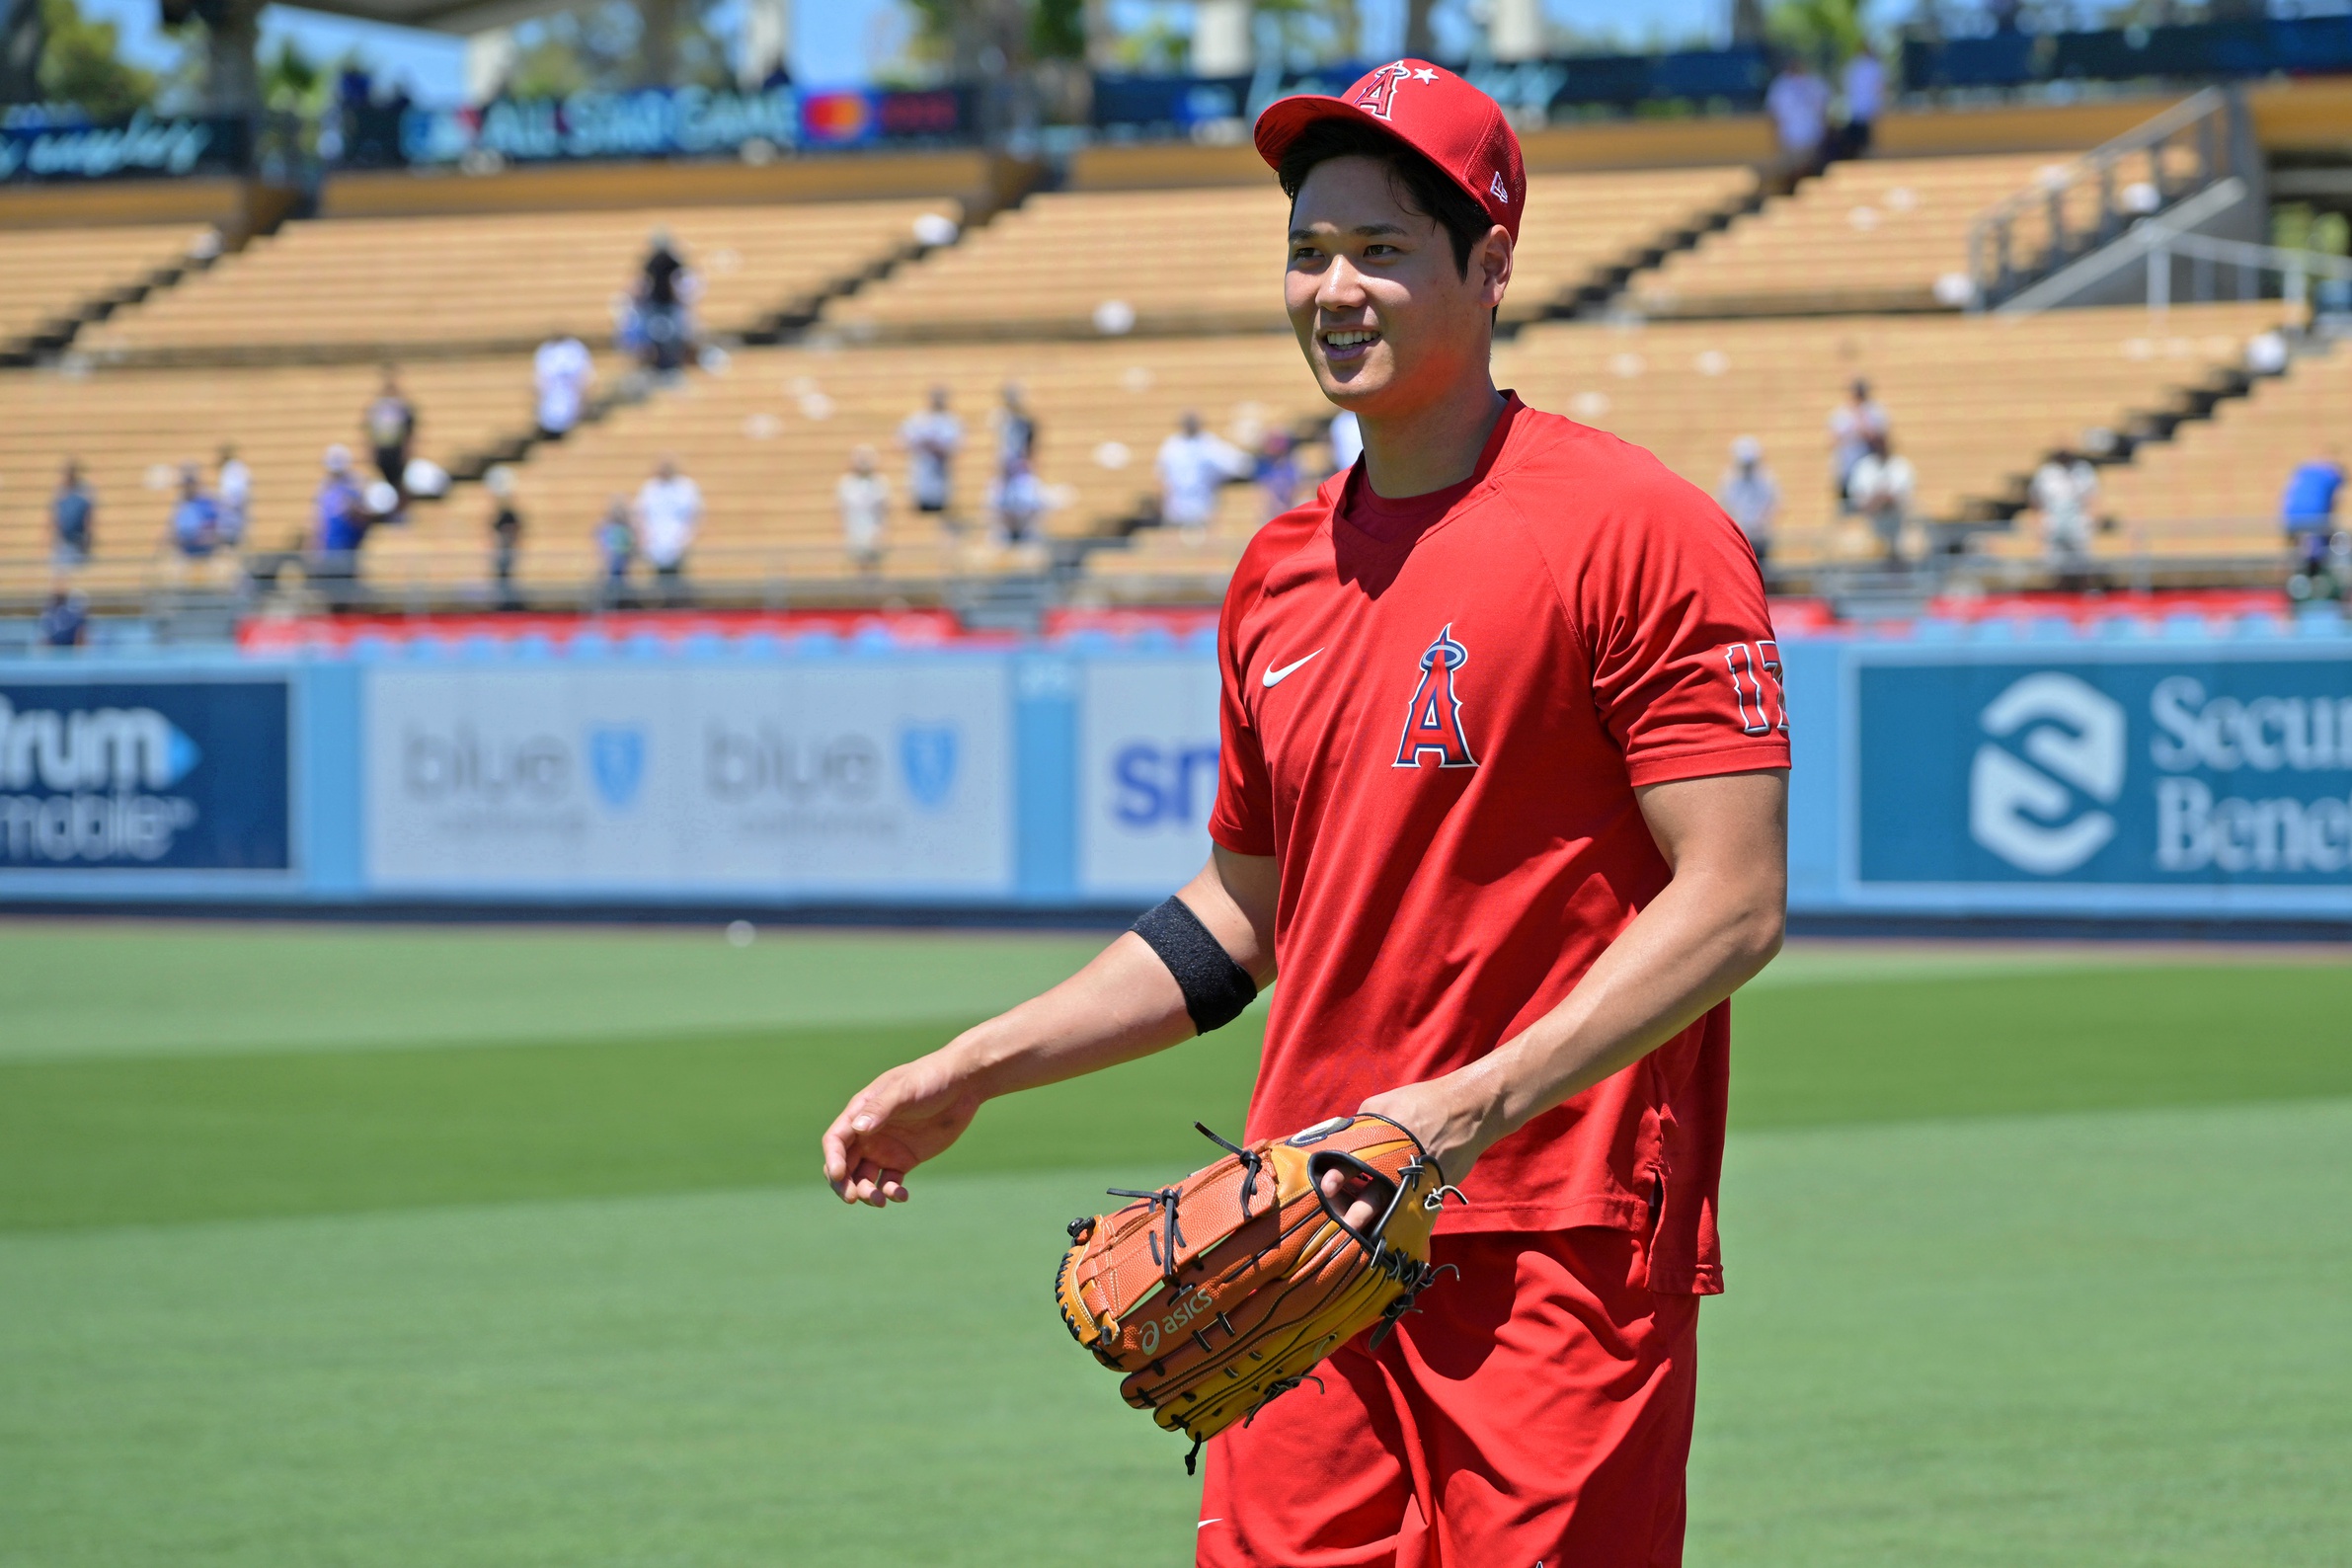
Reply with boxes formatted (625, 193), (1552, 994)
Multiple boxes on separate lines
(0, 678), (292, 873)
(1854, 652), (2352, 902)
(1077, 660), (1221, 900)
(364, 666), (1010, 896)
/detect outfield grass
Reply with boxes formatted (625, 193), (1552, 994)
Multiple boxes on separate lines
(1, 925), (2347, 1565)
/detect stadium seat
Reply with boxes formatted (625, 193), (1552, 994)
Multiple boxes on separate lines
(0, 224), (216, 360)
(820, 168), (1757, 342)
(77, 200), (960, 361)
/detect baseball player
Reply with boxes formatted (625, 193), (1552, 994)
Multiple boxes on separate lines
(823, 61), (1790, 1567)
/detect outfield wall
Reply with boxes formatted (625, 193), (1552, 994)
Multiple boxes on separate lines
(3, 632), (2349, 923)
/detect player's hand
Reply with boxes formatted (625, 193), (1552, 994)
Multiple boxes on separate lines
(1344, 1078), (1495, 1230)
(822, 1055), (985, 1208)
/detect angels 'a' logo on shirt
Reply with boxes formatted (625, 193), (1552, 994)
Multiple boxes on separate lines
(1393, 623), (1479, 769)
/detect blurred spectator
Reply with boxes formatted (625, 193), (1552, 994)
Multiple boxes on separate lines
(39, 588), (89, 650)
(635, 455), (701, 600)
(1988, 0), (2022, 34)
(533, 333), (595, 439)
(1156, 412), (1249, 541)
(1765, 57), (1831, 187)
(1846, 431), (1915, 565)
(1327, 409), (1364, 473)
(634, 231), (696, 374)
(50, 460), (96, 569)
(2032, 448), (2100, 573)
(1717, 435), (1780, 565)
(2282, 446), (2344, 541)
(994, 382), (1038, 476)
(170, 465), (222, 558)
(1839, 47), (1884, 159)
(363, 369), (417, 489)
(312, 446), (371, 607)
(215, 443), (251, 547)
(1258, 431), (1304, 517)
(990, 454), (1048, 544)
(1828, 379), (1889, 510)
(595, 496), (636, 607)
(837, 446), (891, 573)
(899, 385), (964, 520)
(486, 465), (524, 612)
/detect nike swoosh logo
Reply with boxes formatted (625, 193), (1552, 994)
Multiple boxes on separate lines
(1199, 1520), (1223, 1529)
(1262, 651), (1323, 687)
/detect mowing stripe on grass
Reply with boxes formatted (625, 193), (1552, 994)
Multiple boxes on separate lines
(3, 1101), (2344, 1568)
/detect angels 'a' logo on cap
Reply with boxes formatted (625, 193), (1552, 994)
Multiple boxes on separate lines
(1489, 171), (1510, 203)
(1351, 61), (1415, 119)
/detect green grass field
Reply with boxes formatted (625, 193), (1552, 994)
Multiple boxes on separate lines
(2, 922), (2348, 1566)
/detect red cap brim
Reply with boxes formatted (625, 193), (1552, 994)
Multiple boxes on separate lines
(1253, 93), (1401, 174)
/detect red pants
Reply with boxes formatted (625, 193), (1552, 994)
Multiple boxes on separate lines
(1196, 1229), (1700, 1568)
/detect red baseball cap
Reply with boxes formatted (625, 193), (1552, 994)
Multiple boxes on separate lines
(1254, 60), (1527, 241)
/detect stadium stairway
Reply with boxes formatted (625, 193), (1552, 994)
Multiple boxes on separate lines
(0, 223), (226, 367)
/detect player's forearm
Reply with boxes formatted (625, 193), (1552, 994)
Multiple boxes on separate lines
(1376, 856), (1783, 1178)
(934, 932), (1197, 1101)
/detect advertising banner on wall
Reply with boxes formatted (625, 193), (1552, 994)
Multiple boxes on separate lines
(1076, 659), (1221, 900)
(363, 664), (1010, 897)
(0, 678), (291, 872)
(398, 85), (969, 167)
(1851, 650), (2352, 908)
(0, 113), (248, 183)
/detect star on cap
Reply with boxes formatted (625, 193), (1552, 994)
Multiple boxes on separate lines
(1412, 67), (1440, 82)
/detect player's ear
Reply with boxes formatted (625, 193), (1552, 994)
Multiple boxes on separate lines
(1475, 225), (1512, 310)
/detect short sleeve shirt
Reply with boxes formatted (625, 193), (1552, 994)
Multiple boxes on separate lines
(1208, 395), (1788, 1294)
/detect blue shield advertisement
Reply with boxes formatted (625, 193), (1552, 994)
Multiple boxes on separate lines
(0, 679), (291, 871)
(1853, 651), (2352, 902)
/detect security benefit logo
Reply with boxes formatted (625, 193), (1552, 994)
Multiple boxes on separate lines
(0, 680), (289, 871)
(1968, 672), (2125, 874)
(1857, 658), (2352, 887)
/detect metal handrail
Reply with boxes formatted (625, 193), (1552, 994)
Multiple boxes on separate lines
(1966, 87), (2233, 308)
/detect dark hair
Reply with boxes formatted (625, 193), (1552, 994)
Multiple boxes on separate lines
(1275, 118), (1492, 278)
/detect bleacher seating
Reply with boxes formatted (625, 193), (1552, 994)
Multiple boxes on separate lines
(1631, 153), (2192, 317)
(0, 356), (590, 597)
(2070, 341), (2349, 560)
(822, 168), (1755, 341)
(78, 199), (959, 361)
(0, 224), (214, 360)
(369, 335), (1323, 596)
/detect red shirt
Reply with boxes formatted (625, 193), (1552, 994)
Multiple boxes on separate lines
(1207, 395), (1788, 1294)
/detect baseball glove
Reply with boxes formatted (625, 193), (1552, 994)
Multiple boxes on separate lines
(1054, 1113), (1462, 1471)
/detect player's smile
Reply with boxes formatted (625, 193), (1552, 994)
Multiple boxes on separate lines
(1319, 327), (1382, 366)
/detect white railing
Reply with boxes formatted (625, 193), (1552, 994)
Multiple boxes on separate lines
(1967, 87), (2235, 309)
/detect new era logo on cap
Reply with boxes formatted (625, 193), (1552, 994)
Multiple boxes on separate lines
(1254, 59), (1528, 241)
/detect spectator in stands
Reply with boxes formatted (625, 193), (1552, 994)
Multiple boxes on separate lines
(2286, 443), (2342, 581)
(1839, 46), (1884, 160)
(1257, 431), (1304, 518)
(215, 444), (251, 547)
(634, 454), (702, 601)
(634, 231), (696, 375)
(50, 461), (96, 570)
(312, 446), (371, 608)
(363, 369), (417, 489)
(1846, 431), (1916, 565)
(534, 332), (595, 439)
(1764, 56), (1832, 189)
(994, 382), (1038, 478)
(1156, 411), (1248, 542)
(1327, 409), (1364, 473)
(1717, 435), (1781, 565)
(596, 495), (636, 607)
(39, 588), (89, 651)
(486, 465), (524, 612)
(170, 465), (222, 559)
(899, 386), (964, 522)
(1829, 378), (1889, 511)
(2032, 447), (2100, 575)
(838, 445), (892, 573)
(990, 453), (1048, 544)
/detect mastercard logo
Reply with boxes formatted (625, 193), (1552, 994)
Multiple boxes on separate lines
(802, 92), (875, 142)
